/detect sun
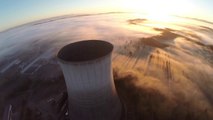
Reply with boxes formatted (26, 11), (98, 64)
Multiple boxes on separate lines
(119, 0), (196, 22)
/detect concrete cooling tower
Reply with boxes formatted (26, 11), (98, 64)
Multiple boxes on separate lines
(57, 40), (122, 120)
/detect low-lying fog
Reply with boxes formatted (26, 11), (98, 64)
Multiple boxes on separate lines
(0, 12), (213, 120)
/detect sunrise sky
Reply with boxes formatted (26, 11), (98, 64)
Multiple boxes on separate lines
(0, 0), (213, 31)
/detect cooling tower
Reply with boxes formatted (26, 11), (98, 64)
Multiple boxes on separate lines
(57, 40), (122, 120)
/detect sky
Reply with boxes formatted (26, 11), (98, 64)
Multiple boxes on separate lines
(0, 0), (213, 31)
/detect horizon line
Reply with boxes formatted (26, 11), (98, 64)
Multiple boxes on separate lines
(1, 11), (213, 33)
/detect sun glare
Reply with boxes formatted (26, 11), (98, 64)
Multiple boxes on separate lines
(120, 0), (197, 22)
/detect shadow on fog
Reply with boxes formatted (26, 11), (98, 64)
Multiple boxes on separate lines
(176, 16), (213, 26)
(118, 21), (213, 61)
(114, 69), (211, 120)
(128, 19), (147, 25)
(117, 27), (179, 60)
